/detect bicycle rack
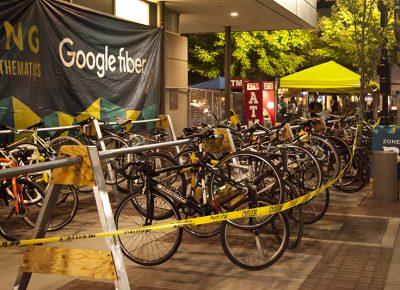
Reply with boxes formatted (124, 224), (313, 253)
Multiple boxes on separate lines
(0, 115), (180, 204)
(0, 147), (130, 290)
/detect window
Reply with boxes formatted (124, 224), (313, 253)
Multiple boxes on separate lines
(115, 0), (149, 25)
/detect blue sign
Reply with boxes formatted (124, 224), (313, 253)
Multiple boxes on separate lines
(372, 125), (400, 179)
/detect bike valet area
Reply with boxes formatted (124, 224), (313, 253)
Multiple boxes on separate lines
(1, 114), (400, 290)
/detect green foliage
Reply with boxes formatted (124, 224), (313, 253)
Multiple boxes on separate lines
(186, 0), (398, 85)
(187, 33), (225, 83)
(186, 30), (314, 82)
(232, 30), (313, 79)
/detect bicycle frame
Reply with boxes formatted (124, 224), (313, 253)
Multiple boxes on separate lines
(0, 157), (25, 214)
(139, 155), (250, 217)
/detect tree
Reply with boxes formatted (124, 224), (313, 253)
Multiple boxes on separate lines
(311, 0), (397, 120)
(186, 0), (398, 114)
(186, 33), (225, 84)
(186, 29), (314, 83)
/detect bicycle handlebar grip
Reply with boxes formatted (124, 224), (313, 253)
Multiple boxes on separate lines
(184, 128), (214, 141)
(253, 123), (273, 135)
(240, 125), (257, 134)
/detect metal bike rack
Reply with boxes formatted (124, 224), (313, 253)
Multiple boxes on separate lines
(0, 115), (180, 204)
(0, 149), (130, 290)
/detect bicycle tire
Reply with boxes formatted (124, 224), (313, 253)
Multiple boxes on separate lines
(127, 152), (186, 219)
(337, 154), (370, 193)
(97, 135), (133, 185)
(220, 196), (289, 270)
(0, 178), (44, 241)
(300, 187), (330, 224)
(174, 149), (224, 238)
(28, 174), (79, 232)
(115, 189), (182, 266)
(302, 135), (340, 181)
(47, 136), (82, 154)
(209, 150), (285, 215)
(283, 180), (303, 249)
(267, 144), (323, 197)
(327, 135), (352, 175)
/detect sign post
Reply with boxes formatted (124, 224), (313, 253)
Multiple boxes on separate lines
(243, 81), (264, 126)
(262, 81), (276, 126)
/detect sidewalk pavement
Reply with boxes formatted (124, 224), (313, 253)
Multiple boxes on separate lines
(1, 183), (400, 290)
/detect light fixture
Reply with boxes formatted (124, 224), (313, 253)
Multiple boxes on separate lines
(230, 12), (239, 17)
(266, 101), (274, 109)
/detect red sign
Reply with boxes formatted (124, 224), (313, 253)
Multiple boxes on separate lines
(262, 81), (276, 126)
(244, 81), (264, 126)
(230, 77), (244, 90)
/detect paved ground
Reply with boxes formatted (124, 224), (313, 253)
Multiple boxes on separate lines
(1, 182), (400, 290)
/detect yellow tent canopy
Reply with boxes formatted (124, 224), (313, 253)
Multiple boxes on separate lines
(280, 60), (378, 93)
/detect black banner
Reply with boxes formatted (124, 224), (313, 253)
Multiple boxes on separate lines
(0, 0), (161, 130)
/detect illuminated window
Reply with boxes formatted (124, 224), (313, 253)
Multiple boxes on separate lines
(115, 0), (149, 25)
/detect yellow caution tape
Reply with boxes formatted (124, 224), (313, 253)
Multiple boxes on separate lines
(0, 125), (359, 249)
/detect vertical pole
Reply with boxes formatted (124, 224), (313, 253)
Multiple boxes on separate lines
(87, 146), (130, 290)
(224, 26), (232, 119)
(166, 115), (180, 154)
(14, 184), (63, 290)
(379, 0), (390, 123)
(158, 1), (166, 115)
(93, 119), (121, 203)
(397, 91), (400, 125)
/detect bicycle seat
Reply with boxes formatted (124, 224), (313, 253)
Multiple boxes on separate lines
(26, 120), (44, 130)
(182, 127), (198, 136)
(115, 117), (132, 126)
(77, 117), (96, 126)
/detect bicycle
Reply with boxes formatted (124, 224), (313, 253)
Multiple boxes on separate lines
(0, 147), (78, 241)
(1, 121), (82, 159)
(115, 128), (288, 269)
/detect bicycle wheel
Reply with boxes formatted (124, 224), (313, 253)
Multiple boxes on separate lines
(126, 152), (186, 220)
(268, 144), (323, 197)
(27, 174), (79, 231)
(97, 135), (133, 185)
(209, 150), (285, 214)
(220, 196), (289, 270)
(337, 154), (370, 193)
(115, 189), (182, 266)
(328, 135), (352, 175)
(48, 136), (82, 154)
(0, 178), (43, 241)
(300, 187), (329, 224)
(302, 135), (340, 181)
(174, 150), (224, 238)
(283, 180), (303, 249)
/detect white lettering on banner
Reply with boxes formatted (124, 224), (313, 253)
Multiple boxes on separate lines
(58, 38), (147, 78)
